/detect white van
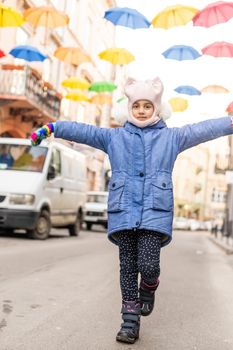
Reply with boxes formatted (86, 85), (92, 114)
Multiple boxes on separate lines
(0, 138), (87, 239)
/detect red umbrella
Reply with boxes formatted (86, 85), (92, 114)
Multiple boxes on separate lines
(226, 101), (233, 113)
(202, 41), (233, 57)
(0, 49), (6, 58)
(193, 1), (233, 27)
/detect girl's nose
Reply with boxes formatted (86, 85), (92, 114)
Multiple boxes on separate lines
(139, 107), (145, 114)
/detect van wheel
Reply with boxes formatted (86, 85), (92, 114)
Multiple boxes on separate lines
(86, 223), (92, 231)
(27, 210), (51, 240)
(68, 212), (82, 236)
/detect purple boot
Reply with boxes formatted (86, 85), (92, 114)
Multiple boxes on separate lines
(116, 301), (141, 344)
(139, 279), (160, 316)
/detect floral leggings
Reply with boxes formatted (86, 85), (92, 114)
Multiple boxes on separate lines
(116, 229), (162, 301)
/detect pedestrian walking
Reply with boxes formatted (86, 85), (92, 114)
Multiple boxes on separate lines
(31, 76), (233, 344)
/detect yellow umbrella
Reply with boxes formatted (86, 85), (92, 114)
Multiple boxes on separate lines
(98, 48), (135, 65)
(61, 77), (90, 90)
(169, 97), (188, 112)
(201, 85), (229, 93)
(54, 47), (91, 65)
(90, 94), (112, 105)
(65, 92), (90, 102)
(0, 4), (24, 27)
(151, 5), (198, 29)
(24, 6), (69, 29)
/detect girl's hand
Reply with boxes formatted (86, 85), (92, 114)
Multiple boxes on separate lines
(31, 122), (56, 146)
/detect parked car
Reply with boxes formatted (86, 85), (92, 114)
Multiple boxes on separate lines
(0, 138), (87, 239)
(173, 216), (190, 230)
(83, 191), (108, 230)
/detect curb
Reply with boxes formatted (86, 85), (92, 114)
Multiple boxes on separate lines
(209, 236), (233, 255)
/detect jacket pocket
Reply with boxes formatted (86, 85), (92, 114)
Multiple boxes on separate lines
(108, 178), (125, 212)
(151, 176), (173, 212)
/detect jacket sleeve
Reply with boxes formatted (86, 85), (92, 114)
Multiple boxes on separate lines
(54, 121), (111, 153)
(176, 116), (233, 153)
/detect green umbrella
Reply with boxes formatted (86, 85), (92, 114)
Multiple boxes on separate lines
(89, 81), (117, 93)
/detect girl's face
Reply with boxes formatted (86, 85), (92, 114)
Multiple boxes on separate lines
(132, 100), (154, 121)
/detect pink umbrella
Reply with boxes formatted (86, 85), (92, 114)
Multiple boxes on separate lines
(0, 49), (6, 58)
(193, 1), (233, 27)
(226, 101), (233, 113)
(202, 41), (233, 57)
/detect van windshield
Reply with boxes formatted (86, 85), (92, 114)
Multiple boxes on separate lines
(0, 144), (48, 172)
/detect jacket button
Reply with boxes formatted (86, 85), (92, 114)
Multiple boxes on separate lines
(139, 172), (144, 177)
(162, 183), (166, 188)
(112, 183), (116, 188)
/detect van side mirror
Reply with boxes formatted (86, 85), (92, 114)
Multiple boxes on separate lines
(47, 164), (56, 180)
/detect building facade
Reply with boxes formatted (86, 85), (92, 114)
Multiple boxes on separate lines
(0, 0), (116, 190)
(173, 138), (228, 223)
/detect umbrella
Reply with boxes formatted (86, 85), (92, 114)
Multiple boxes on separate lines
(193, 1), (233, 28)
(61, 77), (90, 90)
(162, 45), (201, 60)
(65, 92), (90, 102)
(9, 45), (47, 62)
(174, 85), (201, 96)
(151, 5), (198, 29)
(169, 97), (188, 112)
(0, 49), (6, 58)
(201, 41), (233, 58)
(201, 85), (229, 93)
(98, 48), (135, 65)
(24, 6), (69, 29)
(104, 7), (150, 29)
(54, 47), (91, 65)
(0, 4), (24, 27)
(226, 101), (233, 113)
(89, 81), (117, 93)
(90, 94), (112, 105)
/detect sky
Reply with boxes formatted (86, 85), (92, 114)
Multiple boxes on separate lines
(115, 0), (233, 126)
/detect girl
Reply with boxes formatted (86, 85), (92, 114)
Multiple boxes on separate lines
(31, 77), (233, 344)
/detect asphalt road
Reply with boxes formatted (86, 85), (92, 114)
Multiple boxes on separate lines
(0, 227), (233, 350)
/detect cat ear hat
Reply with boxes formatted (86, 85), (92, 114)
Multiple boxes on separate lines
(112, 77), (172, 126)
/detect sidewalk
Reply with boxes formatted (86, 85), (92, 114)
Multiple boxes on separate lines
(209, 232), (233, 254)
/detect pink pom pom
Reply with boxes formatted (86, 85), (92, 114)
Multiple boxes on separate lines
(31, 132), (37, 141)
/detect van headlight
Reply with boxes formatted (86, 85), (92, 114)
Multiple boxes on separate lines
(9, 194), (35, 205)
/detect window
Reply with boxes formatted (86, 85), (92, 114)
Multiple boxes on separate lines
(51, 149), (61, 175)
(0, 144), (48, 172)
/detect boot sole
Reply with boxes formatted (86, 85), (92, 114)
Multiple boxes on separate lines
(116, 334), (138, 344)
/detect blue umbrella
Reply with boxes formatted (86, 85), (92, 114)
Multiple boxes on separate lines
(9, 45), (47, 62)
(104, 7), (150, 29)
(174, 85), (201, 96)
(162, 45), (201, 60)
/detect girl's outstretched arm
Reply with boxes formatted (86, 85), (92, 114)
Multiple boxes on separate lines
(54, 121), (111, 153)
(176, 116), (233, 153)
(31, 121), (112, 153)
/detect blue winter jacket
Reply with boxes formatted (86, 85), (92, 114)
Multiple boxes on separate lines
(55, 117), (233, 247)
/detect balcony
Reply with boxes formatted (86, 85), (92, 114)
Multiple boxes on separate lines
(0, 64), (61, 121)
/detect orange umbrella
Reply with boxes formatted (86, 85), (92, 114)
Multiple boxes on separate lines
(201, 85), (229, 93)
(54, 47), (91, 65)
(98, 48), (135, 65)
(24, 6), (69, 28)
(90, 94), (112, 105)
